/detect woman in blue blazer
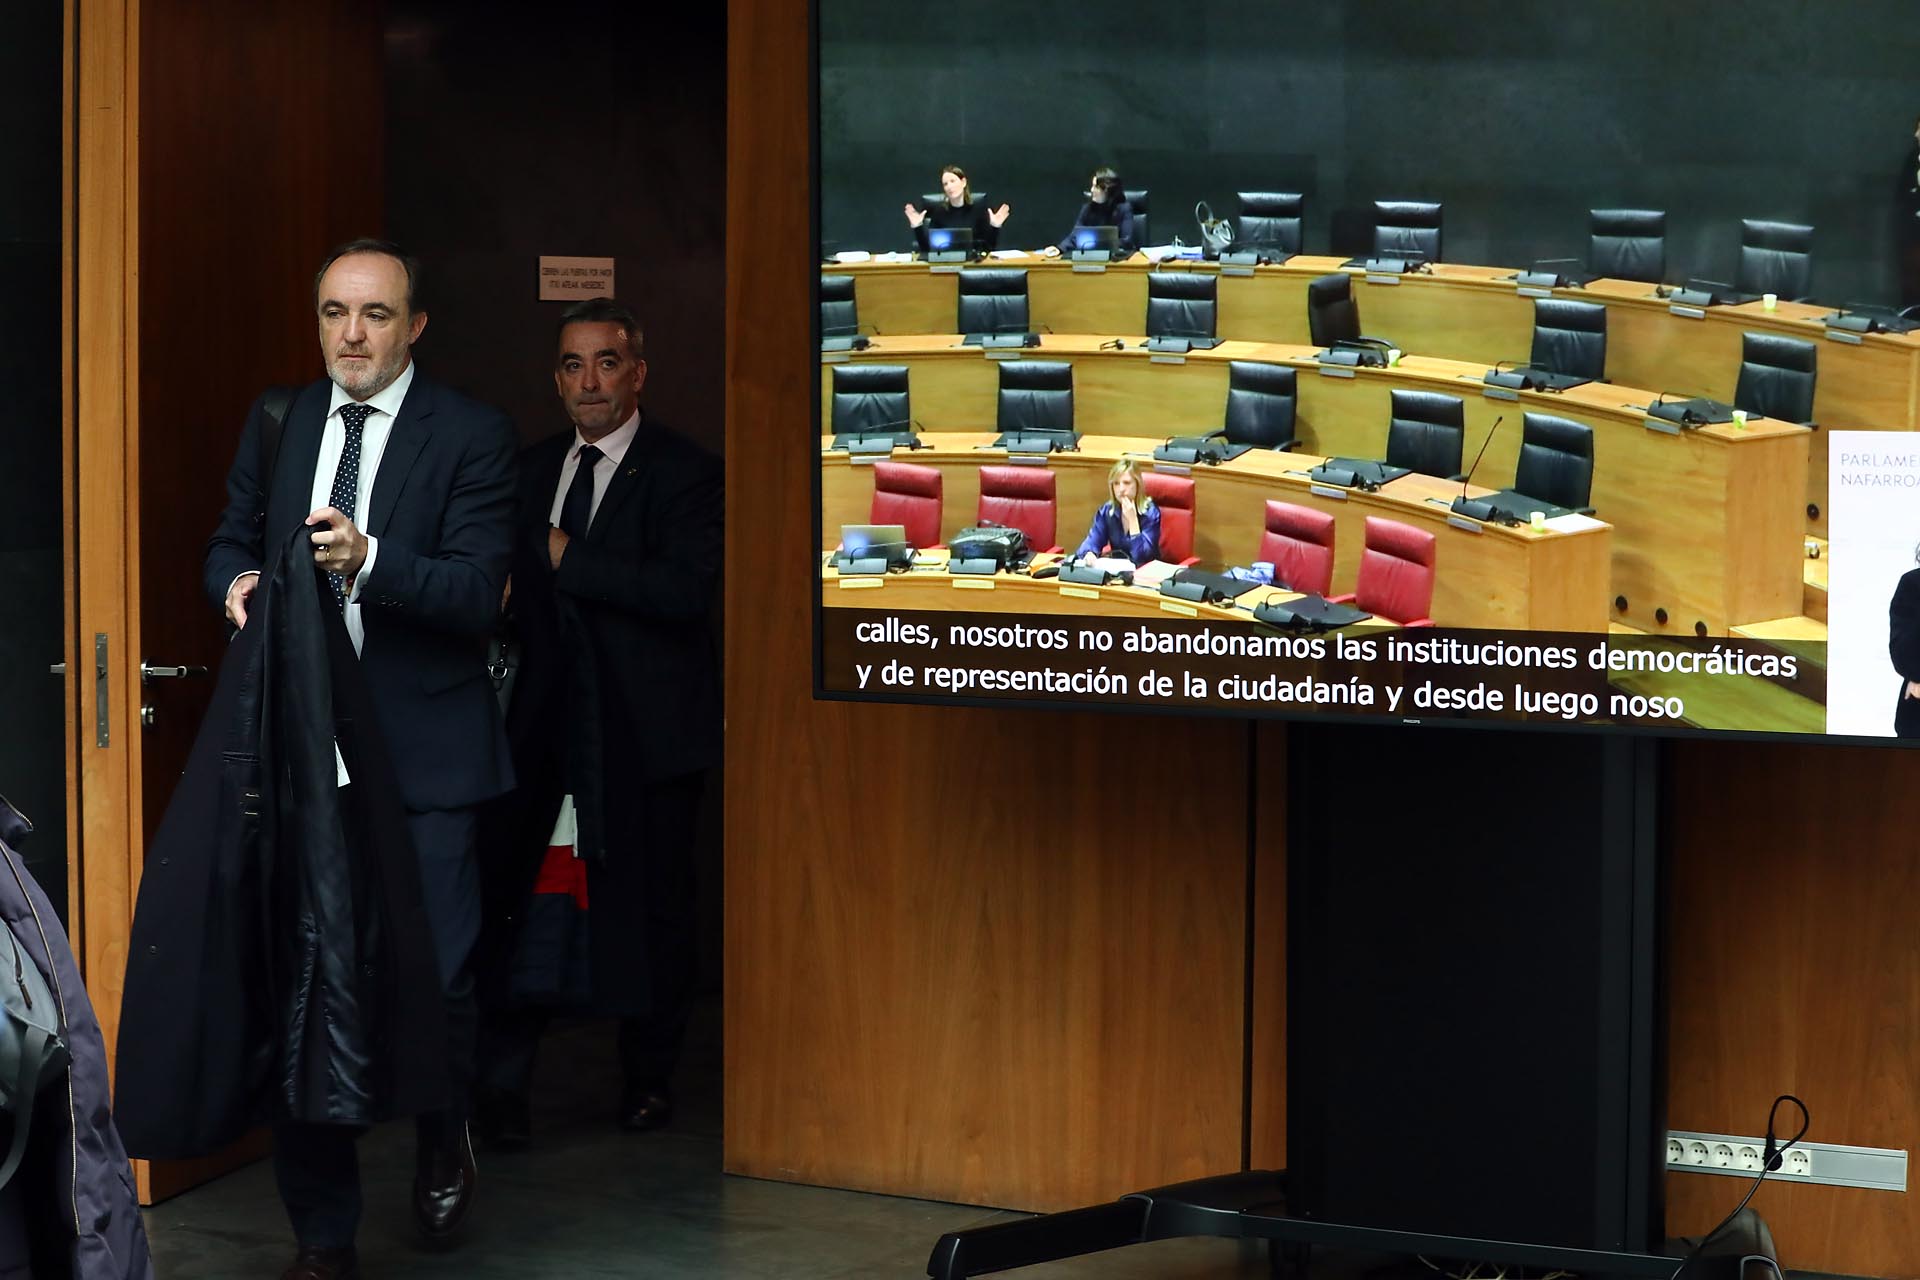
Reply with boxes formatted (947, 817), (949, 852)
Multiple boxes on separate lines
(1075, 458), (1160, 565)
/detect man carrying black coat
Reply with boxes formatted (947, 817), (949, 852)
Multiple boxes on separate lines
(474, 297), (722, 1145)
(126, 239), (516, 1280)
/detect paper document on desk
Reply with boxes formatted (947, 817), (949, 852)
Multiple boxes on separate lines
(1543, 513), (1606, 533)
(831, 250), (872, 263)
(1129, 559), (1177, 588)
(989, 249), (1030, 259)
(872, 251), (914, 263)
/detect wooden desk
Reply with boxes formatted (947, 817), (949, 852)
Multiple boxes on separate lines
(823, 434), (1612, 633)
(821, 341), (1808, 635)
(823, 551), (1367, 626)
(826, 256), (1912, 527)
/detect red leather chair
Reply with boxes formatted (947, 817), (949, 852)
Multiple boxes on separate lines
(977, 465), (1061, 553)
(1140, 472), (1199, 566)
(870, 461), (943, 550)
(1334, 516), (1437, 627)
(1256, 501), (1335, 596)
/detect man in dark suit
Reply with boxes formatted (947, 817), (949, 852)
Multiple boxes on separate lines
(473, 296), (722, 1147)
(202, 239), (516, 1280)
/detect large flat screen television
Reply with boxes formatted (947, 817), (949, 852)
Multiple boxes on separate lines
(812, 0), (1920, 746)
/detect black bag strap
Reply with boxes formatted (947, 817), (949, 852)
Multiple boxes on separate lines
(255, 385), (299, 524)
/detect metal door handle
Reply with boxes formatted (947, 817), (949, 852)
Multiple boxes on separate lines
(141, 662), (209, 683)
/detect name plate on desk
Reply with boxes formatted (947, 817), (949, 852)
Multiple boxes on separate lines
(1482, 385), (1520, 402)
(952, 577), (996, 590)
(821, 351), (853, 364)
(1007, 454), (1050, 466)
(847, 454), (884, 466)
(1445, 515), (1486, 535)
(1317, 364), (1357, 379)
(1516, 286), (1553, 299)
(1643, 416), (1681, 436)
(985, 348), (1022, 359)
(837, 576), (884, 590)
(1070, 262), (1109, 274)
(1307, 484), (1350, 501)
(1364, 273), (1403, 286)
(1152, 462), (1192, 476)
(1825, 329), (1865, 346)
(1149, 353), (1187, 365)
(1059, 585), (1100, 601)
(1159, 600), (1199, 617)
(928, 264), (963, 275)
(1668, 304), (1706, 320)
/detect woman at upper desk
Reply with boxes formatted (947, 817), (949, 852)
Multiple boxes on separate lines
(1075, 458), (1161, 565)
(904, 164), (1010, 252)
(1041, 166), (1136, 259)
(1888, 546), (1920, 738)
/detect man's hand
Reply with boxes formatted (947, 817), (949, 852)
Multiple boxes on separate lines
(305, 506), (369, 581)
(548, 527), (570, 570)
(1907, 680), (1920, 701)
(225, 572), (261, 629)
(501, 574), (513, 614)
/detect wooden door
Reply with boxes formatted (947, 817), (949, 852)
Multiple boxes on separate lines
(68, 0), (385, 1204)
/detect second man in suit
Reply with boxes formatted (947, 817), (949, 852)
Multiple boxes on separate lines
(475, 296), (723, 1146)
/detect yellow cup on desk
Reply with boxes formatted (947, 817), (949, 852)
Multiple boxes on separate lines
(1387, 347), (1402, 367)
(1762, 292), (1778, 311)
(1530, 510), (1546, 530)
(1731, 408), (1749, 429)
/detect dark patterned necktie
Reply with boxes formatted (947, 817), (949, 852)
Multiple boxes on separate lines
(559, 444), (604, 541)
(328, 402), (375, 608)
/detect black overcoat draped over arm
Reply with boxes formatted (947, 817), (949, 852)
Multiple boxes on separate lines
(115, 526), (449, 1159)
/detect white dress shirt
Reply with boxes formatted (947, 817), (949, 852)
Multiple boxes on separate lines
(312, 361), (415, 656)
(547, 410), (641, 531)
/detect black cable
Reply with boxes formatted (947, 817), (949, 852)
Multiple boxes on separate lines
(1667, 1094), (1809, 1280)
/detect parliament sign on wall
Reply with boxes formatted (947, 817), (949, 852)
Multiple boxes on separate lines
(538, 256), (615, 301)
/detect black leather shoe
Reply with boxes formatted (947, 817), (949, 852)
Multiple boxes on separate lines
(472, 1085), (531, 1152)
(620, 1082), (673, 1132)
(280, 1245), (359, 1280)
(412, 1120), (477, 1242)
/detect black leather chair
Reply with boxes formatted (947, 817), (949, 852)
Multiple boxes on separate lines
(821, 273), (858, 338)
(1513, 413), (1596, 512)
(1733, 332), (1817, 425)
(1221, 361), (1297, 450)
(1373, 200), (1443, 262)
(996, 360), (1075, 434)
(1307, 273), (1361, 348)
(1128, 189), (1150, 247)
(1236, 192), (1304, 257)
(1736, 220), (1814, 301)
(1385, 390), (1465, 480)
(1588, 209), (1666, 283)
(830, 364), (909, 435)
(1530, 298), (1608, 381)
(957, 268), (1029, 336)
(1146, 272), (1218, 340)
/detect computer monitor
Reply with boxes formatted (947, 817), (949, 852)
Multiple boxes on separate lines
(837, 523), (912, 569)
(924, 225), (973, 262)
(1069, 224), (1119, 255)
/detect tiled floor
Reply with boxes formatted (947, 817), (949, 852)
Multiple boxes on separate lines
(142, 1003), (1274, 1278)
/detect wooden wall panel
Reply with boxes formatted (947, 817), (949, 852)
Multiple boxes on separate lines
(1666, 739), (1920, 1277)
(722, 2), (1250, 1211)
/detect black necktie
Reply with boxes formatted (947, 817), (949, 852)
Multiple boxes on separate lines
(560, 444), (603, 541)
(328, 403), (375, 608)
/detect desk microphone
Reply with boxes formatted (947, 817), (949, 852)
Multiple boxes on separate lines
(1449, 415), (1505, 522)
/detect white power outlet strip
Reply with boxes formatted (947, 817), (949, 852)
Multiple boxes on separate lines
(1667, 1130), (1904, 1192)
